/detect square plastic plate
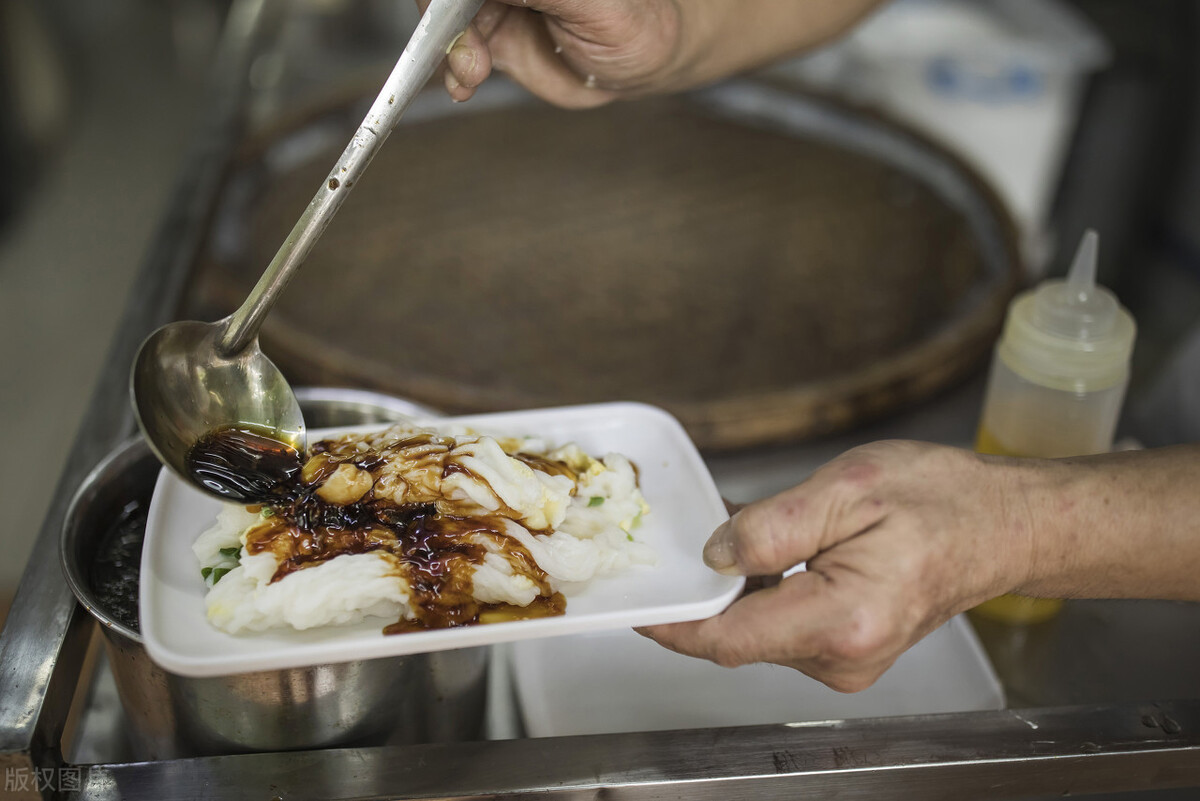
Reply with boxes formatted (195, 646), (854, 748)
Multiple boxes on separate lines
(140, 402), (744, 677)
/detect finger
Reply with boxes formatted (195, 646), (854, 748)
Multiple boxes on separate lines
(474, 1), (510, 37)
(487, 9), (618, 108)
(703, 452), (891, 576)
(448, 1), (513, 90)
(486, 0), (666, 44)
(490, 0), (678, 88)
(641, 568), (899, 692)
(415, 1), (503, 102)
(444, 23), (493, 101)
(643, 575), (827, 668)
(487, 0), (637, 23)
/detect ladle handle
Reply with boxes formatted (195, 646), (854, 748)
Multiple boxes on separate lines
(217, 0), (486, 356)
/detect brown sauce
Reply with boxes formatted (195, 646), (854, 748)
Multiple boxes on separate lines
(185, 425), (303, 504)
(513, 452), (577, 482)
(238, 428), (568, 633)
(388, 592), (567, 633)
(476, 593), (567, 625)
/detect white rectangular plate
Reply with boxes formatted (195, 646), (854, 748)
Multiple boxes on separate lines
(140, 402), (744, 677)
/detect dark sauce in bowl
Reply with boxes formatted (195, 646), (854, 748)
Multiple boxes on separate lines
(90, 499), (149, 632)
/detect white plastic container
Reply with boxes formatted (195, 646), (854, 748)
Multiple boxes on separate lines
(781, 0), (1110, 268)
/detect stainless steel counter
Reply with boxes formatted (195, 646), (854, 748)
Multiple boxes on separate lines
(2, 1), (1199, 798)
(55, 702), (1200, 800)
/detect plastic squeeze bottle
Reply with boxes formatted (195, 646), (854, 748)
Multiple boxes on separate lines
(972, 230), (1136, 624)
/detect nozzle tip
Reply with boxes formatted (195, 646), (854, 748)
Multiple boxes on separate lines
(1066, 229), (1099, 298)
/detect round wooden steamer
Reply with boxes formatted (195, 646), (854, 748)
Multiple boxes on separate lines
(184, 79), (1022, 451)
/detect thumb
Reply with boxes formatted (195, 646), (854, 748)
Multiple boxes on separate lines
(703, 458), (888, 576)
(702, 505), (810, 577)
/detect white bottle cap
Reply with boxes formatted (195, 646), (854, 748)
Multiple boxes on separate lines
(998, 230), (1137, 392)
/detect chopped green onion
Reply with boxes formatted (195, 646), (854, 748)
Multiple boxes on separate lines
(201, 566), (212, 580)
(211, 567), (232, 584)
(260, 507), (275, 518)
(219, 546), (241, 559)
(626, 533), (634, 542)
(631, 510), (644, 528)
(587, 496), (605, 507)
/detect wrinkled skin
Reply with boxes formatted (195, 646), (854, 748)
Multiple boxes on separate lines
(641, 441), (1033, 692)
(414, 0), (883, 107)
(415, 0), (683, 108)
(639, 440), (1200, 692)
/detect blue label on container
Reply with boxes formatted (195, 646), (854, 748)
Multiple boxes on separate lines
(926, 57), (1045, 104)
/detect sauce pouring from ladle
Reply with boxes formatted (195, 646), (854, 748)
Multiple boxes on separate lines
(131, 0), (485, 504)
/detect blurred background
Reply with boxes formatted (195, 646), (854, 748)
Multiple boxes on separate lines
(1, 0), (1198, 627)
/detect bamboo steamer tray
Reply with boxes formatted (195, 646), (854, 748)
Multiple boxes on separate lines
(184, 78), (1021, 451)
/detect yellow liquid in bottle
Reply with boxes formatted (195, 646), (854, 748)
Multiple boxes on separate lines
(970, 425), (1064, 624)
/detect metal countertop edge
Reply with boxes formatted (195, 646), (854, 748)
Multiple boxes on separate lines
(67, 701), (1200, 801)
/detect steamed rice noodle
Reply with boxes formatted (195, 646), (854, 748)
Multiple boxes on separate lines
(192, 420), (654, 635)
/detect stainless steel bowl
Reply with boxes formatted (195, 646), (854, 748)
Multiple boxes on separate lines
(60, 389), (485, 759)
(293, 385), (439, 427)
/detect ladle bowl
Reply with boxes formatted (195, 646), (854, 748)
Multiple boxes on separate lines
(128, 0), (484, 502)
(130, 319), (305, 502)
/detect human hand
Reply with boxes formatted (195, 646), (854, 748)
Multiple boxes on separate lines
(414, 0), (884, 108)
(413, 0), (684, 108)
(640, 440), (1039, 692)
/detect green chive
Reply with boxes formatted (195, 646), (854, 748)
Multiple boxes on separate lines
(588, 496), (605, 507)
(211, 567), (231, 584)
(201, 566), (212, 580)
(626, 533), (634, 542)
(260, 507), (274, 518)
(219, 546), (241, 559)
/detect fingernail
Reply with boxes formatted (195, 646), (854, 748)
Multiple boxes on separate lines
(703, 516), (739, 574)
(445, 31), (466, 55)
(444, 69), (461, 96)
(448, 45), (476, 78)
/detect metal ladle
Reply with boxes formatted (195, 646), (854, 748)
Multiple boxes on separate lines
(132, 0), (484, 502)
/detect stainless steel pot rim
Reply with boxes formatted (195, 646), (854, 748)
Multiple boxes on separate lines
(59, 434), (149, 643)
(292, 385), (443, 419)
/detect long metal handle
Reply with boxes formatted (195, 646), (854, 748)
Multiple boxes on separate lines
(217, 0), (485, 356)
